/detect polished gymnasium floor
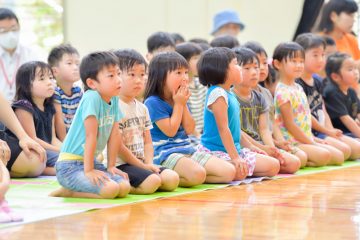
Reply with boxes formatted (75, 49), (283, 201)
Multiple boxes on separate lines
(1, 166), (360, 240)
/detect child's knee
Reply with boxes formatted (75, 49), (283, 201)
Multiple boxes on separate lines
(221, 162), (236, 182)
(160, 170), (179, 191)
(140, 174), (162, 194)
(117, 181), (130, 198)
(99, 181), (121, 199)
(267, 158), (280, 177)
(329, 148), (345, 165)
(313, 148), (331, 166)
(283, 156), (301, 174)
(14, 151), (45, 177)
(188, 166), (206, 185)
(295, 150), (308, 168)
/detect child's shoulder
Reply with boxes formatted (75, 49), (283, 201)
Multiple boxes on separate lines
(144, 95), (163, 105)
(12, 99), (34, 112)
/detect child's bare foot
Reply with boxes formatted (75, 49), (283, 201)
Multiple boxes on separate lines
(49, 187), (73, 197)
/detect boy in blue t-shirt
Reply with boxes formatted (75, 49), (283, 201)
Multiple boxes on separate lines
(51, 51), (130, 199)
(48, 44), (83, 141)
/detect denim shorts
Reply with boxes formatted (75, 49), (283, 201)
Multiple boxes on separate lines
(46, 150), (59, 167)
(55, 160), (124, 194)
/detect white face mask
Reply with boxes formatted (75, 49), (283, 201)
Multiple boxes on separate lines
(0, 31), (19, 50)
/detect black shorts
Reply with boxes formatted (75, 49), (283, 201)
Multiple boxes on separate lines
(0, 131), (22, 171)
(117, 164), (167, 187)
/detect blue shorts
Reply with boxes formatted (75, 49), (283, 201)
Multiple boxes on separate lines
(313, 132), (327, 139)
(55, 160), (125, 195)
(46, 150), (59, 167)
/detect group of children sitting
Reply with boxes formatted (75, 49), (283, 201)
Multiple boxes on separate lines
(1, 29), (360, 223)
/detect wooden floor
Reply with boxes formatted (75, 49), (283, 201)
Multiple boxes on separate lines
(1, 166), (360, 240)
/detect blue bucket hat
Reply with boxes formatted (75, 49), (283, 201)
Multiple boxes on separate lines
(211, 10), (245, 35)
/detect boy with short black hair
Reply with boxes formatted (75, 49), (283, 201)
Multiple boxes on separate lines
(146, 31), (175, 62)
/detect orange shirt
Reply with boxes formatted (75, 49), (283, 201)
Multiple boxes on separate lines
(335, 33), (360, 60)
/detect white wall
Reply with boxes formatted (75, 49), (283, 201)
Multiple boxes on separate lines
(64, 0), (304, 57)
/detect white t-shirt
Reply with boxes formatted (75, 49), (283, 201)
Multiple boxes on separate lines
(0, 45), (39, 102)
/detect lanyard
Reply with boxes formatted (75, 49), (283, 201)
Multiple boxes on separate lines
(0, 55), (20, 89)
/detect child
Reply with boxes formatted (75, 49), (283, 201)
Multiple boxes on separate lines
(113, 49), (179, 194)
(210, 35), (240, 49)
(273, 42), (341, 167)
(0, 92), (45, 222)
(323, 52), (360, 139)
(232, 47), (301, 173)
(175, 42), (206, 135)
(51, 51), (130, 199)
(242, 42), (307, 167)
(296, 33), (360, 160)
(48, 44), (82, 141)
(197, 47), (280, 180)
(144, 52), (236, 186)
(146, 32), (176, 62)
(12, 61), (61, 175)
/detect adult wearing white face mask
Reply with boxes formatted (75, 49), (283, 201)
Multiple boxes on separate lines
(0, 8), (38, 102)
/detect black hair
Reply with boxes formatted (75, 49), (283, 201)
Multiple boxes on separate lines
(175, 42), (202, 61)
(147, 32), (176, 53)
(15, 61), (54, 107)
(197, 47), (236, 87)
(325, 52), (351, 81)
(112, 48), (147, 72)
(144, 52), (188, 100)
(318, 0), (358, 33)
(47, 44), (79, 67)
(80, 51), (119, 91)
(323, 35), (336, 46)
(272, 42), (305, 70)
(170, 33), (185, 44)
(295, 33), (326, 51)
(243, 41), (267, 57)
(210, 35), (240, 49)
(189, 38), (209, 45)
(233, 47), (259, 66)
(0, 8), (18, 23)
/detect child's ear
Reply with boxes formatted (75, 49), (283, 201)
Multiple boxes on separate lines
(330, 11), (338, 23)
(272, 59), (281, 70)
(51, 66), (59, 76)
(86, 78), (97, 90)
(330, 72), (341, 83)
(146, 53), (152, 63)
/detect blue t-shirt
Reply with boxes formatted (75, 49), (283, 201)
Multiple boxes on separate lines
(60, 90), (122, 160)
(54, 86), (83, 131)
(144, 96), (195, 164)
(201, 86), (242, 153)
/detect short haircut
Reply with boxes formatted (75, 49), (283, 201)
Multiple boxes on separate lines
(113, 48), (147, 72)
(80, 51), (119, 91)
(147, 31), (176, 53)
(197, 47), (236, 87)
(243, 41), (267, 57)
(170, 33), (185, 44)
(48, 44), (79, 67)
(144, 52), (188, 100)
(0, 8), (18, 23)
(210, 34), (240, 49)
(189, 38), (209, 45)
(15, 61), (53, 107)
(233, 47), (259, 66)
(325, 52), (351, 78)
(272, 42), (305, 70)
(295, 33), (326, 51)
(323, 36), (336, 46)
(175, 42), (202, 61)
(318, 0), (358, 33)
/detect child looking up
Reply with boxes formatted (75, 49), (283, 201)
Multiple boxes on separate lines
(197, 47), (280, 180)
(12, 61), (61, 175)
(51, 51), (130, 199)
(113, 49), (179, 194)
(144, 52), (236, 186)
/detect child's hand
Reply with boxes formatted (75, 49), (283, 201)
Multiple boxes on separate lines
(314, 137), (328, 145)
(326, 129), (342, 138)
(85, 169), (110, 186)
(275, 140), (292, 152)
(108, 166), (129, 180)
(173, 86), (189, 106)
(249, 145), (267, 155)
(144, 164), (160, 173)
(0, 139), (10, 165)
(232, 157), (249, 177)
